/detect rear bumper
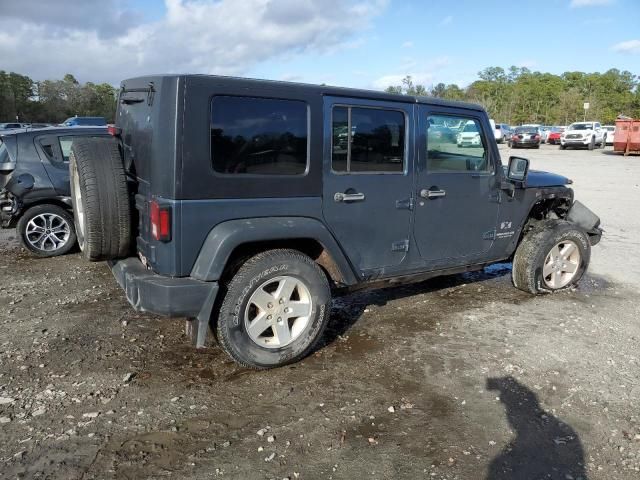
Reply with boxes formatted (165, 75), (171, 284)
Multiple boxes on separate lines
(109, 257), (218, 317)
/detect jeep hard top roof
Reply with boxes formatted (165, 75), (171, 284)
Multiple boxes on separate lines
(120, 74), (484, 112)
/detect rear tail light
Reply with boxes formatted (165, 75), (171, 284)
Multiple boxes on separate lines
(107, 125), (121, 136)
(150, 200), (171, 242)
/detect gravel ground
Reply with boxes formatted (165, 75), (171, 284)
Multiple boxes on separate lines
(1, 144), (639, 480)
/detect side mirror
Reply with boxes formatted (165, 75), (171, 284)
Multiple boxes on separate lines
(507, 156), (529, 182)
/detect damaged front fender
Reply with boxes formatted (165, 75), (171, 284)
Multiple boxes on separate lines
(567, 200), (603, 246)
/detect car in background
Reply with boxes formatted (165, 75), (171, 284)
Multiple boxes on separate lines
(546, 126), (565, 145)
(603, 125), (615, 145)
(60, 116), (107, 127)
(492, 121), (507, 143)
(500, 124), (513, 140)
(0, 123), (27, 130)
(508, 126), (541, 148)
(539, 126), (553, 143)
(560, 122), (605, 150)
(1, 126), (109, 256)
(456, 121), (483, 147)
(427, 124), (457, 149)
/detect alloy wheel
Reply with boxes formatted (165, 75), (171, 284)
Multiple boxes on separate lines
(542, 240), (581, 289)
(25, 213), (71, 253)
(244, 275), (313, 348)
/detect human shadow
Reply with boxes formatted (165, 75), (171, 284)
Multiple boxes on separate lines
(486, 376), (588, 480)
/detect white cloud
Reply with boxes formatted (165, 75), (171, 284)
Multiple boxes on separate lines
(570, 0), (613, 7)
(0, 0), (388, 84)
(440, 15), (453, 26)
(611, 39), (640, 54)
(401, 41), (414, 48)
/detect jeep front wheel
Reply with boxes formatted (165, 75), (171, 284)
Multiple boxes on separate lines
(512, 220), (590, 294)
(216, 249), (331, 369)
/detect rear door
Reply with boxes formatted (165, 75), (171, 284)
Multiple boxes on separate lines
(36, 135), (72, 195)
(412, 107), (500, 268)
(322, 97), (415, 276)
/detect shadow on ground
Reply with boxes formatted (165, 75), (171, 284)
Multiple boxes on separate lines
(487, 376), (588, 480)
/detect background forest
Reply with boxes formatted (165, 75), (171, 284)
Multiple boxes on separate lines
(1, 66), (639, 125)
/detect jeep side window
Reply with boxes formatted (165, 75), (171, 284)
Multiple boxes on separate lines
(210, 96), (308, 175)
(332, 106), (405, 173)
(426, 115), (488, 173)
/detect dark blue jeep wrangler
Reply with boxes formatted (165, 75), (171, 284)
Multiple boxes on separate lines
(68, 75), (602, 369)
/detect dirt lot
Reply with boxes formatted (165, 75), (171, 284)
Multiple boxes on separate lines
(1, 144), (639, 480)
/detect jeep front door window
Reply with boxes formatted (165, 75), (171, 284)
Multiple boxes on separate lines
(427, 117), (488, 172)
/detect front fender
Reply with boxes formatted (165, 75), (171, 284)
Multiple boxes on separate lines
(190, 217), (358, 285)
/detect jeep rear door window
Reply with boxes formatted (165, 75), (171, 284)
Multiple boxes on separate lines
(211, 96), (308, 175)
(426, 115), (488, 172)
(332, 106), (405, 173)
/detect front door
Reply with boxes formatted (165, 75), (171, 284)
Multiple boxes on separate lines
(322, 97), (415, 276)
(413, 108), (500, 268)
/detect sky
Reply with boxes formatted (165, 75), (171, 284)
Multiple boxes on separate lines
(0, 0), (638, 90)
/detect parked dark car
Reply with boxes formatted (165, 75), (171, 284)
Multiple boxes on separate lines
(0, 123), (27, 130)
(0, 127), (108, 256)
(61, 116), (107, 127)
(68, 74), (602, 369)
(509, 126), (541, 149)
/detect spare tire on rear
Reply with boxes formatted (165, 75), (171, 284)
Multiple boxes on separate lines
(70, 137), (132, 261)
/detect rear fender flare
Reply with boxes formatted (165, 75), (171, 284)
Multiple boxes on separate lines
(190, 217), (358, 285)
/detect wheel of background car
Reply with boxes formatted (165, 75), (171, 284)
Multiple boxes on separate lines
(588, 137), (595, 150)
(560, 144), (566, 150)
(69, 137), (131, 261)
(216, 249), (331, 369)
(512, 220), (590, 295)
(16, 204), (77, 257)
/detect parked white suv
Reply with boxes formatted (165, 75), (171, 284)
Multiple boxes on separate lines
(560, 122), (605, 150)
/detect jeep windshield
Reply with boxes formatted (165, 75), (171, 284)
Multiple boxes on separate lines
(569, 123), (593, 130)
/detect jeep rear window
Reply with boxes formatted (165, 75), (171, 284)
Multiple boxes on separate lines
(210, 96), (308, 175)
(332, 106), (405, 173)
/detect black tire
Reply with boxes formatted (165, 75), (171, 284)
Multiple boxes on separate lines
(535, 145), (540, 149)
(216, 249), (331, 369)
(17, 204), (76, 257)
(512, 220), (590, 295)
(588, 137), (595, 150)
(559, 144), (566, 150)
(69, 137), (131, 261)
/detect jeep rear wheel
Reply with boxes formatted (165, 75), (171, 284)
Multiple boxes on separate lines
(216, 249), (331, 369)
(70, 137), (131, 261)
(512, 220), (590, 294)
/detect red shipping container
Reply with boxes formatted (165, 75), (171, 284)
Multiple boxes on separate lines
(614, 118), (640, 155)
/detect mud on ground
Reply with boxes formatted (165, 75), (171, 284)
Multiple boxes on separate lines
(1, 145), (640, 479)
